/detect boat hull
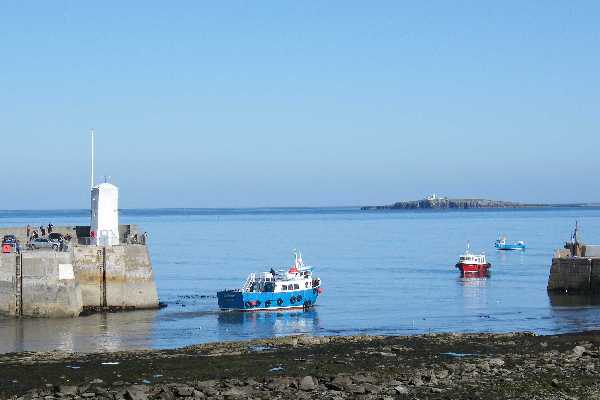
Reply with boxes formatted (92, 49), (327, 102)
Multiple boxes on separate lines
(495, 243), (526, 251)
(456, 262), (491, 276)
(217, 287), (321, 311)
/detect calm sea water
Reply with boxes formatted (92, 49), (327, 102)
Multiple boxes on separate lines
(1, 207), (600, 353)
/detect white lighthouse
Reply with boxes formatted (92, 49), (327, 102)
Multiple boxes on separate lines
(89, 130), (119, 246)
(91, 183), (120, 246)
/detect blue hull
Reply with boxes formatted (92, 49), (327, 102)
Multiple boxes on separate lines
(495, 243), (526, 250)
(217, 287), (320, 311)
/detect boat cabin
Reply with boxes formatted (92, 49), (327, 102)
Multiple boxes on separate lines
(459, 253), (487, 265)
(242, 268), (320, 294)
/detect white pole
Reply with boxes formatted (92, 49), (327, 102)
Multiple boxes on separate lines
(91, 129), (95, 189)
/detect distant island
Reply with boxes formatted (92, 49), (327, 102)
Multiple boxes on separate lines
(361, 194), (600, 210)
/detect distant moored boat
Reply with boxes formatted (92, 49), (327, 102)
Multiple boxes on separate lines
(495, 236), (526, 251)
(456, 244), (491, 276)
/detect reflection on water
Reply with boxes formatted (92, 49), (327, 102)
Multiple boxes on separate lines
(459, 273), (490, 282)
(548, 292), (600, 307)
(548, 292), (600, 333)
(495, 251), (527, 265)
(0, 309), (159, 353)
(458, 276), (488, 288)
(458, 276), (488, 312)
(217, 310), (321, 341)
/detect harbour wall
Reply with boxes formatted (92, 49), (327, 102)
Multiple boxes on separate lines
(0, 226), (159, 317)
(547, 257), (600, 293)
(21, 251), (82, 318)
(0, 254), (16, 316)
(73, 245), (158, 310)
(0, 251), (82, 317)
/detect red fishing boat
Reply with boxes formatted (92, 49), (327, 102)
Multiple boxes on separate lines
(456, 244), (491, 276)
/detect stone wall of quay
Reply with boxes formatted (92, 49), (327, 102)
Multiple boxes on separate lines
(21, 251), (82, 318)
(0, 244), (158, 318)
(73, 245), (159, 310)
(547, 257), (600, 293)
(0, 253), (16, 316)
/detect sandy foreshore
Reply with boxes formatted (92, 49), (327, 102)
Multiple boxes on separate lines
(2, 331), (600, 399)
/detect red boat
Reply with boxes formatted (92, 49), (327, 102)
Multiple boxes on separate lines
(456, 245), (491, 276)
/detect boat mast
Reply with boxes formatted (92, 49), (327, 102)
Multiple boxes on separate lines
(90, 128), (95, 189)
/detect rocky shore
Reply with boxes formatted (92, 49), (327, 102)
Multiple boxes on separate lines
(2, 331), (600, 399)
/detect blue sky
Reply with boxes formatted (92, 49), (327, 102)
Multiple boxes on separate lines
(1, 2), (599, 209)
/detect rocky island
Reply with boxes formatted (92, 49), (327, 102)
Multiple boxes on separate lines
(362, 195), (594, 211)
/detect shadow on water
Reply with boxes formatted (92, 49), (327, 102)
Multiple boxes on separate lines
(548, 292), (600, 307)
(216, 309), (321, 340)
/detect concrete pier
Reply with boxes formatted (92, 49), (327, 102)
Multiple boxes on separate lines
(73, 244), (158, 311)
(547, 236), (600, 293)
(0, 225), (159, 318)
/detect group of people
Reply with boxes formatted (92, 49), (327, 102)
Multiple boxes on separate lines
(26, 223), (54, 241)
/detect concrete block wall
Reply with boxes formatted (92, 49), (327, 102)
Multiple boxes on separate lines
(0, 228), (159, 317)
(21, 251), (82, 318)
(72, 244), (159, 310)
(547, 257), (594, 292)
(105, 245), (159, 309)
(589, 259), (600, 293)
(0, 253), (16, 315)
(72, 246), (103, 307)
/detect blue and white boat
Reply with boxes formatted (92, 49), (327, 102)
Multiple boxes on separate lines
(495, 236), (526, 251)
(217, 251), (322, 311)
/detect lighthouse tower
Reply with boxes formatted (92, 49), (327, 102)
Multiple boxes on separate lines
(89, 130), (119, 246)
(90, 182), (120, 246)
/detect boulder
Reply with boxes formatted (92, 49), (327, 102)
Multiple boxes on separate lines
(57, 386), (78, 396)
(175, 385), (194, 397)
(298, 336), (321, 346)
(266, 377), (295, 391)
(489, 358), (505, 368)
(573, 346), (587, 358)
(126, 385), (149, 400)
(327, 374), (353, 390)
(299, 376), (318, 391)
(436, 369), (450, 380)
(222, 388), (246, 400)
(394, 385), (409, 394)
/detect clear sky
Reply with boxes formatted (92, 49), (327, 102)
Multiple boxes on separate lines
(1, 2), (598, 209)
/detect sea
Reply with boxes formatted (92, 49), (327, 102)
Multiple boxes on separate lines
(1, 207), (600, 353)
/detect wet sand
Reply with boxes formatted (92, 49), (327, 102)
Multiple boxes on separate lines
(2, 331), (600, 399)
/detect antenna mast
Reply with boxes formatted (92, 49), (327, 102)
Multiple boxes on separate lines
(91, 129), (95, 189)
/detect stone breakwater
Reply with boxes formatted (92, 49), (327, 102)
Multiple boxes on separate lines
(0, 225), (159, 318)
(3, 331), (600, 399)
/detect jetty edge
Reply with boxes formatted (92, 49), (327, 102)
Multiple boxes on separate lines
(2, 331), (600, 399)
(361, 194), (599, 210)
(0, 182), (159, 318)
(547, 223), (600, 295)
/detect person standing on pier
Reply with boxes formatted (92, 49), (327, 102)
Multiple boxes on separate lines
(26, 224), (31, 240)
(40, 226), (46, 236)
(47, 223), (53, 234)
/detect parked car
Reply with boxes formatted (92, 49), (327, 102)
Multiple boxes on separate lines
(48, 232), (64, 243)
(29, 237), (59, 250)
(48, 232), (69, 251)
(2, 234), (20, 252)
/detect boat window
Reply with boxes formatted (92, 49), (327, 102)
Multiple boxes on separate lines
(294, 284), (299, 290)
(264, 282), (275, 292)
(281, 285), (287, 291)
